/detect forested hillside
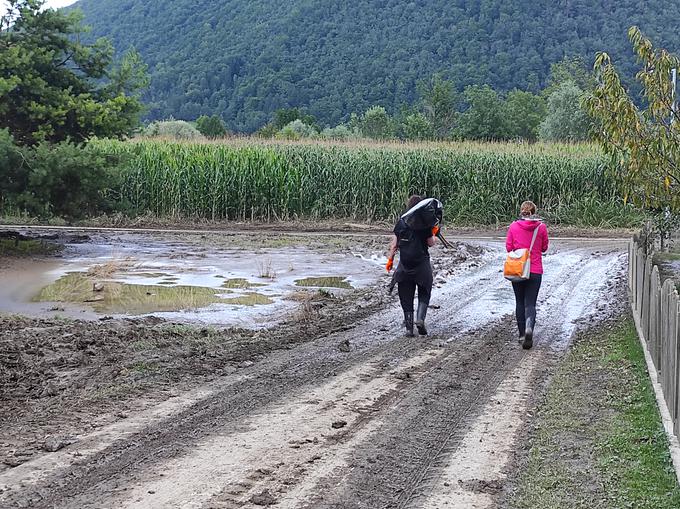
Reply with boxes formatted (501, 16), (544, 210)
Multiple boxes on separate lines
(72, 0), (680, 131)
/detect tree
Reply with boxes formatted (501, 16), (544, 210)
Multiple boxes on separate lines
(418, 74), (457, 139)
(543, 56), (596, 98)
(539, 82), (591, 142)
(505, 90), (546, 141)
(272, 108), (317, 131)
(398, 112), (433, 141)
(196, 115), (228, 138)
(0, 0), (149, 145)
(359, 106), (394, 140)
(585, 27), (680, 245)
(456, 85), (509, 141)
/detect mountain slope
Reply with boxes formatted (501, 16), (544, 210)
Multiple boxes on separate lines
(73, 0), (680, 131)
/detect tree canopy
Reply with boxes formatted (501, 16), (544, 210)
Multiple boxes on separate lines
(0, 0), (148, 145)
(586, 27), (680, 220)
(70, 0), (680, 131)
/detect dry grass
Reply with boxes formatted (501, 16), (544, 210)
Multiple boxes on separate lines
(256, 256), (276, 279)
(86, 258), (137, 278)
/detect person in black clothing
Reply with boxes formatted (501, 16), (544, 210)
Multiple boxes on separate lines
(387, 195), (436, 336)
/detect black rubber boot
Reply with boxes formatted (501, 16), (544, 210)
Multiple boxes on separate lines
(404, 311), (414, 337)
(522, 317), (534, 350)
(415, 302), (428, 336)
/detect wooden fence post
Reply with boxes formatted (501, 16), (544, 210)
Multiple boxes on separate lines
(629, 233), (680, 442)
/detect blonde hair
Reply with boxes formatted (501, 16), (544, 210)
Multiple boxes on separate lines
(520, 201), (537, 217)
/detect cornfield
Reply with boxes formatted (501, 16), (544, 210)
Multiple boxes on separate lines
(98, 138), (644, 226)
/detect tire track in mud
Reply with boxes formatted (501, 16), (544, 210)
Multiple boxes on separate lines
(0, 243), (624, 509)
(0, 251), (496, 508)
(292, 249), (624, 509)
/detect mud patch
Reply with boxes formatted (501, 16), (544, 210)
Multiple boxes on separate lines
(295, 276), (353, 289)
(221, 292), (274, 306)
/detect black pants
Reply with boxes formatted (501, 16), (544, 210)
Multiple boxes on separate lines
(398, 281), (431, 313)
(511, 273), (542, 336)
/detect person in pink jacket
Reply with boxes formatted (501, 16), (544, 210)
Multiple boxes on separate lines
(506, 201), (549, 350)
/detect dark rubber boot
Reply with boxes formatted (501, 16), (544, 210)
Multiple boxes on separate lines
(522, 317), (534, 350)
(404, 311), (414, 337)
(415, 302), (428, 336)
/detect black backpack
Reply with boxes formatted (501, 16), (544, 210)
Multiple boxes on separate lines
(395, 219), (429, 268)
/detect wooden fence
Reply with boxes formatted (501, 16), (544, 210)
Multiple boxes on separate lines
(629, 234), (680, 439)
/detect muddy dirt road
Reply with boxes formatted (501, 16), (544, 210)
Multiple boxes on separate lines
(0, 235), (626, 509)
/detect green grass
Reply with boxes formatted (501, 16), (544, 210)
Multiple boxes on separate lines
(0, 238), (61, 256)
(34, 272), (229, 314)
(510, 318), (680, 509)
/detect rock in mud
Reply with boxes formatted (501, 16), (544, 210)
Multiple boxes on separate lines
(238, 360), (254, 369)
(39, 381), (60, 398)
(331, 420), (347, 429)
(43, 436), (74, 452)
(338, 339), (350, 353)
(3, 456), (27, 467)
(250, 490), (276, 506)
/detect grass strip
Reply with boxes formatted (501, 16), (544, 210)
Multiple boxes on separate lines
(509, 317), (680, 509)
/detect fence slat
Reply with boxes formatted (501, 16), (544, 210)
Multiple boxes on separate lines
(629, 236), (680, 441)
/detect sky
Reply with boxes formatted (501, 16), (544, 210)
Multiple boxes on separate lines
(1, 0), (78, 9)
(45, 0), (78, 8)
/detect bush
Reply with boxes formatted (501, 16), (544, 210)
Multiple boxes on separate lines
(320, 124), (358, 140)
(277, 119), (317, 140)
(359, 106), (394, 139)
(144, 120), (205, 140)
(0, 132), (122, 219)
(0, 129), (27, 213)
(398, 113), (433, 140)
(195, 115), (228, 138)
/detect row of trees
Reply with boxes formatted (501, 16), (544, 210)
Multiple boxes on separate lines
(251, 59), (593, 143)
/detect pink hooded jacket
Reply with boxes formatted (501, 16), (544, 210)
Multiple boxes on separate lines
(506, 219), (549, 274)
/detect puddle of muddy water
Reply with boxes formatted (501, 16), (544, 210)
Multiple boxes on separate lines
(2, 231), (385, 327)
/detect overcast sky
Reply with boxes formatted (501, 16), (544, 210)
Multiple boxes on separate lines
(1, 0), (78, 9)
(45, 0), (78, 8)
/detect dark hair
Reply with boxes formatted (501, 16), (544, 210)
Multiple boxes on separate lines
(406, 195), (422, 209)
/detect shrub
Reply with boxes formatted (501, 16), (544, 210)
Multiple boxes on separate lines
(0, 133), (122, 220)
(277, 119), (317, 140)
(0, 129), (27, 213)
(320, 124), (358, 140)
(195, 115), (228, 138)
(144, 120), (205, 140)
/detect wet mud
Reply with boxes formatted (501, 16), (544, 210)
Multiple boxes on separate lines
(0, 231), (628, 509)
